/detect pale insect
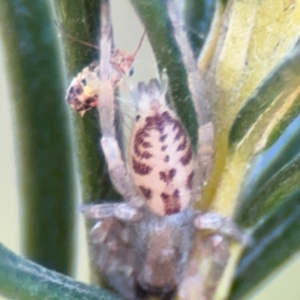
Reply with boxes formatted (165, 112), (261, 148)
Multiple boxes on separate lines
(66, 0), (248, 299)
(66, 28), (145, 115)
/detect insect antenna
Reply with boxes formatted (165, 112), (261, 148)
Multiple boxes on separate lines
(132, 30), (147, 58)
(54, 20), (99, 50)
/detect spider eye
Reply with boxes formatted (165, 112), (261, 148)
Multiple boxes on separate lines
(81, 78), (87, 86)
(129, 68), (134, 76)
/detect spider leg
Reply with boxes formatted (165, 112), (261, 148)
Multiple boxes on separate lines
(81, 203), (143, 222)
(90, 217), (138, 300)
(97, 0), (141, 206)
(178, 233), (230, 300)
(166, 0), (215, 188)
(194, 211), (251, 246)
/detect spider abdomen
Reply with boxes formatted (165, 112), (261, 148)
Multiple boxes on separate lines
(129, 105), (194, 216)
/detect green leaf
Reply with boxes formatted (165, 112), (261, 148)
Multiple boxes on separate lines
(201, 0), (300, 215)
(201, 2), (300, 299)
(129, 0), (199, 148)
(0, 242), (120, 300)
(183, 0), (216, 58)
(237, 153), (300, 228)
(230, 116), (300, 298)
(213, 48), (300, 298)
(0, 0), (76, 274)
(210, 47), (300, 219)
(238, 117), (300, 214)
(231, 188), (300, 300)
(265, 97), (300, 148)
(54, 0), (122, 203)
(229, 47), (300, 151)
(54, 0), (100, 74)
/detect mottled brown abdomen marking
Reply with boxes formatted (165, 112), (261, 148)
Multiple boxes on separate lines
(181, 147), (193, 166)
(160, 190), (181, 214)
(139, 186), (152, 200)
(177, 136), (188, 151)
(160, 134), (167, 142)
(142, 142), (152, 148)
(140, 152), (152, 159)
(134, 129), (153, 159)
(187, 171), (194, 190)
(173, 121), (184, 140)
(159, 169), (177, 183)
(132, 158), (152, 175)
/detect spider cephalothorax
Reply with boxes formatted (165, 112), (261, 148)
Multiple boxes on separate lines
(89, 207), (195, 300)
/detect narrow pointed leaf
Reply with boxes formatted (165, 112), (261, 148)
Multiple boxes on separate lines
(183, 0), (216, 58)
(199, 0), (300, 216)
(0, 0), (76, 274)
(206, 1), (300, 128)
(265, 98), (300, 148)
(0, 242), (120, 300)
(211, 46), (300, 217)
(236, 153), (300, 228)
(237, 117), (300, 220)
(129, 0), (198, 146)
(53, 0), (121, 203)
(229, 47), (300, 152)
(231, 189), (300, 300)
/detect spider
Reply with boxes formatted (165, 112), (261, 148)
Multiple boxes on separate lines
(66, 0), (248, 299)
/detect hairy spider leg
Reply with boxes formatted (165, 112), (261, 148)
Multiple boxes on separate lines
(97, 0), (141, 209)
(166, 0), (215, 192)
